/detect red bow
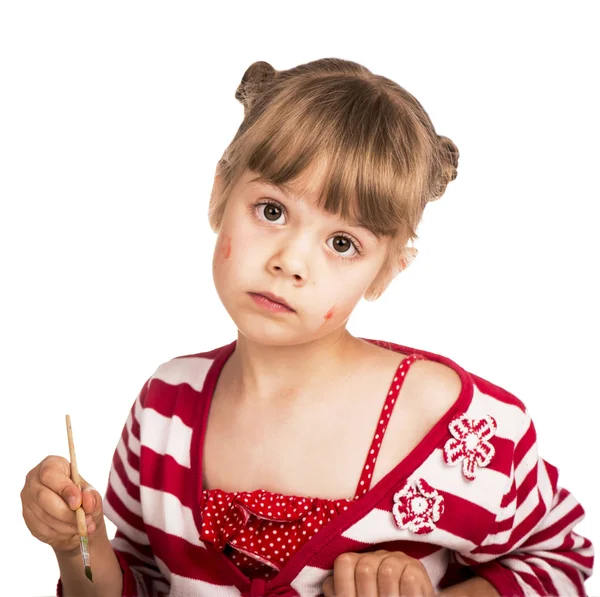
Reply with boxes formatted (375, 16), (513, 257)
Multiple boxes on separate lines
(243, 579), (300, 597)
(212, 502), (250, 550)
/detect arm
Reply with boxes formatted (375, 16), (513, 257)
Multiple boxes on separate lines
(451, 413), (593, 596)
(21, 451), (125, 597)
(101, 380), (171, 597)
(58, 379), (171, 597)
(56, 531), (123, 597)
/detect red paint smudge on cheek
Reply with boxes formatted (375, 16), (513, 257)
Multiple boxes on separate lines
(324, 307), (335, 321)
(222, 236), (232, 259)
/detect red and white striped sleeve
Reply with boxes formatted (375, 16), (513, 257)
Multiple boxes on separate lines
(102, 378), (171, 597)
(455, 412), (594, 596)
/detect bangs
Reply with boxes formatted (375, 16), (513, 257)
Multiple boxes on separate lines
(231, 76), (428, 238)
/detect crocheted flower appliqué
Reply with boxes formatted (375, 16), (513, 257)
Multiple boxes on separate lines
(443, 414), (497, 480)
(392, 478), (444, 535)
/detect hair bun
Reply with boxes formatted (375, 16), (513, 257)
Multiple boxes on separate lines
(429, 135), (459, 202)
(235, 61), (277, 115)
(439, 135), (459, 173)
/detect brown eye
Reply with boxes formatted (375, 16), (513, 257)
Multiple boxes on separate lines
(326, 235), (358, 258)
(332, 236), (350, 252)
(256, 202), (285, 223)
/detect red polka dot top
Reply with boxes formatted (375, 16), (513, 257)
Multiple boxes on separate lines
(199, 353), (427, 580)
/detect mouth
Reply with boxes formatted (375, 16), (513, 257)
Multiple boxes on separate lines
(248, 292), (295, 313)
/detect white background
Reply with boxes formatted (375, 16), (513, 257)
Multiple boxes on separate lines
(1, 2), (598, 595)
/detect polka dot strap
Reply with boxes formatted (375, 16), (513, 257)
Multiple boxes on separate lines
(352, 354), (427, 500)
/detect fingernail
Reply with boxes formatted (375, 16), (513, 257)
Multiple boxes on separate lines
(68, 496), (78, 509)
(83, 487), (97, 508)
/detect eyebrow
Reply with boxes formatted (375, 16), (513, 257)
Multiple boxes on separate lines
(249, 176), (296, 200)
(248, 175), (380, 240)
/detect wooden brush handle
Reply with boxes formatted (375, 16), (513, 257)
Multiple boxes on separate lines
(75, 506), (88, 537)
(65, 414), (81, 487)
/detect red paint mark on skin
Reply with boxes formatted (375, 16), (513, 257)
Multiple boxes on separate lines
(222, 236), (232, 259)
(324, 307), (335, 320)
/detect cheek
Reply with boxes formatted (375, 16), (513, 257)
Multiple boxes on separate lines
(212, 230), (256, 290)
(316, 271), (372, 325)
(217, 234), (232, 260)
(212, 235), (233, 286)
(318, 306), (337, 329)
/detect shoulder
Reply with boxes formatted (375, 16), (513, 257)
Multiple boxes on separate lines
(137, 342), (234, 413)
(365, 338), (467, 415)
(405, 358), (465, 428)
(409, 358), (533, 449)
(373, 338), (533, 439)
(422, 358), (534, 444)
(148, 342), (233, 391)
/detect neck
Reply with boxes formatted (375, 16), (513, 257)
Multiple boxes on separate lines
(226, 328), (364, 404)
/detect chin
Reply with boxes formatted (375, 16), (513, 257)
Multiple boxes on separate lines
(237, 322), (306, 347)
(230, 314), (318, 348)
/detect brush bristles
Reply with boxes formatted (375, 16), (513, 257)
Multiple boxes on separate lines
(85, 566), (93, 582)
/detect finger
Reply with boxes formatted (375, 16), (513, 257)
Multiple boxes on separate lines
(29, 487), (98, 538)
(399, 562), (428, 597)
(79, 482), (102, 519)
(31, 479), (98, 533)
(333, 552), (359, 597)
(22, 503), (76, 546)
(377, 555), (405, 597)
(23, 503), (59, 544)
(38, 456), (82, 510)
(26, 497), (79, 537)
(322, 575), (334, 597)
(34, 482), (78, 524)
(23, 502), (90, 554)
(419, 579), (437, 597)
(354, 554), (382, 597)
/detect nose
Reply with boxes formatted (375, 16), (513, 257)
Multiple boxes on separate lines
(266, 235), (309, 284)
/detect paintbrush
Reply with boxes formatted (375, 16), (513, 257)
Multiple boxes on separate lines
(65, 414), (94, 582)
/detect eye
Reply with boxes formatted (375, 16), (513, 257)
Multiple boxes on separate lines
(254, 201), (286, 224)
(327, 234), (359, 258)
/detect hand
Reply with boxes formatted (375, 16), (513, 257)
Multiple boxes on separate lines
(322, 550), (436, 597)
(21, 455), (105, 556)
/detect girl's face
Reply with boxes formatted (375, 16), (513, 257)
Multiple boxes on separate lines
(212, 165), (390, 346)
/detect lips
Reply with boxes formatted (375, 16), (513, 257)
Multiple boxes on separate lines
(251, 291), (294, 311)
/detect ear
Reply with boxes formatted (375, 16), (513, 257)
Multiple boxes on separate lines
(363, 246), (419, 301)
(398, 246), (418, 272)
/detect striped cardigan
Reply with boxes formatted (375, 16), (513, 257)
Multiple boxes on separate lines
(66, 340), (593, 596)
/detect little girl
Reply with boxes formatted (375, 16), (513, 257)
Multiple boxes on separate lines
(22, 58), (593, 597)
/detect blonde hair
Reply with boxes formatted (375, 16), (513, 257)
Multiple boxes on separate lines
(209, 58), (459, 300)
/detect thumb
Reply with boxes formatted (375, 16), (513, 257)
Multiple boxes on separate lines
(79, 477), (103, 518)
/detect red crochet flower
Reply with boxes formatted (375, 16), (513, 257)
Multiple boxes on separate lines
(443, 414), (497, 480)
(392, 478), (444, 535)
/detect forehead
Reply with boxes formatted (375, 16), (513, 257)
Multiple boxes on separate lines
(244, 159), (329, 204)
(245, 174), (369, 233)
(233, 144), (397, 238)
